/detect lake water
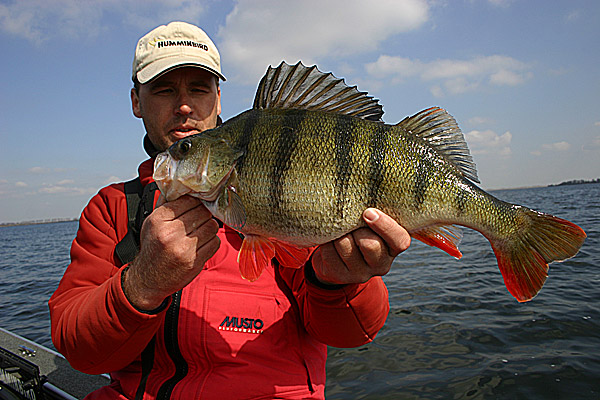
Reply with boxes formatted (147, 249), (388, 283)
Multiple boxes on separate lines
(1, 184), (598, 399)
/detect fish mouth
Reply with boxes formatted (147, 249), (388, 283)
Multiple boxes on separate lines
(153, 150), (236, 203)
(154, 152), (192, 201)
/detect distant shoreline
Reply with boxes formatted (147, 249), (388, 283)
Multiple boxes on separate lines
(491, 178), (599, 191)
(547, 178), (600, 187)
(0, 218), (79, 228)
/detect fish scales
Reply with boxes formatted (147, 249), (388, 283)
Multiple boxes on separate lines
(153, 61), (586, 301)
(226, 109), (378, 243)
(219, 108), (488, 242)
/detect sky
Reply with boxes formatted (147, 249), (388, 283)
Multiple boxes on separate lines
(1, 0), (599, 223)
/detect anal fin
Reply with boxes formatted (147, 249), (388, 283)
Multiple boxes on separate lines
(411, 224), (463, 259)
(272, 240), (315, 269)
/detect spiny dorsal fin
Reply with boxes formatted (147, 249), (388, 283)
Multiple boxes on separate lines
(398, 107), (480, 183)
(253, 61), (384, 121)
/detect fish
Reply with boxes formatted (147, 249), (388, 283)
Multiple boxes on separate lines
(153, 61), (586, 302)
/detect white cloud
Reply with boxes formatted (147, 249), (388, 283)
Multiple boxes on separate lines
(366, 54), (532, 97)
(594, 121), (600, 127)
(0, 0), (206, 42)
(28, 166), (69, 174)
(464, 129), (512, 157)
(443, 77), (480, 95)
(489, 69), (527, 86)
(542, 141), (571, 152)
(532, 141), (572, 155)
(488, 0), (514, 7)
(15, 181), (28, 187)
(29, 166), (48, 174)
(565, 9), (581, 23)
(38, 184), (96, 196)
(103, 176), (123, 185)
(582, 135), (600, 152)
(468, 116), (494, 126)
(38, 186), (68, 194)
(219, 0), (430, 83)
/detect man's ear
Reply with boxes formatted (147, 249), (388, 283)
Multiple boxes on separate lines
(131, 88), (142, 118)
(216, 86), (222, 116)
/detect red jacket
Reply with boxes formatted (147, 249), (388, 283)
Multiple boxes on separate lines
(49, 159), (390, 399)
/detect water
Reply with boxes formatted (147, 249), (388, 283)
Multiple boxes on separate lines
(1, 184), (599, 399)
(0, 220), (77, 345)
(326, 184), (600, 399)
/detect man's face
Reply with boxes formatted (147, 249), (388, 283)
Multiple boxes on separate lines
(131, 67), (222, 151)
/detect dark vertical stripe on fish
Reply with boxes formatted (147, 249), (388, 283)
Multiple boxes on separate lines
(233, 110), (259, 174)
(270, 110), (306, 213)
(455, 179), (469, 216)
(413, 147), (432, 211)
(334, 115), (354, 218)
(368, 124), (386, 208)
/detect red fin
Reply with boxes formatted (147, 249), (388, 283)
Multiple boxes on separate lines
(237, 235), (275, 282)
(272, 240), (315, 269)
(490, 212), (586, 302)
(491, 244), (548, 303)
(412, 225), (463, 259)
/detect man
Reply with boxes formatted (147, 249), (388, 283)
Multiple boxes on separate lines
(49, 21), (411, 399)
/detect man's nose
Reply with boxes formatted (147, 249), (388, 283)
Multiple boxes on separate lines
(175, 92), (193, 115)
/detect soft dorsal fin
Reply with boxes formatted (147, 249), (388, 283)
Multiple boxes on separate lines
(253, 61), (384, 121)
(398, 107), (480, 183)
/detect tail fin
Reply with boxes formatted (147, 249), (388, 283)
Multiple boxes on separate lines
(490, 209), (586, 302)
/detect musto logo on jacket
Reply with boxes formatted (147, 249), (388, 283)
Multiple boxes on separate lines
(219, 316), (264, 334)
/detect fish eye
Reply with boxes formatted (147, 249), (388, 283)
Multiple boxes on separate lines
(179, 139), (192, 154)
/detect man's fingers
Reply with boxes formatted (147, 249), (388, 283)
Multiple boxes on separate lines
(155, 196), (213, 235)
(195, 234), (221, 262)
(332, 233), (362, 267)
(362, 208), (411, 257)
(188, 217), (220, 244)
(312, 245), (348, 285)
(156, 195), (207, 220)
(352, 228), (391, 273)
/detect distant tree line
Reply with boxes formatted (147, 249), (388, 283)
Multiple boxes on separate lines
(0, 217), (78, 228)
(548, 178), (600, 187)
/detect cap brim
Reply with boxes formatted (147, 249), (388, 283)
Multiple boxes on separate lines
(136, 58), (226, 83)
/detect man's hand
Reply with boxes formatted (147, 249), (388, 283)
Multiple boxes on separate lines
(122, 196), (220, 311)
(311, 208), (411, 285)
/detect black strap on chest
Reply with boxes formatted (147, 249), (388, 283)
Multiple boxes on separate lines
(115, 177), (158, 265)
(114, 177), (160, 400)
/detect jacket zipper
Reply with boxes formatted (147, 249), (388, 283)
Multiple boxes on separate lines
(156, 290), (188, 399)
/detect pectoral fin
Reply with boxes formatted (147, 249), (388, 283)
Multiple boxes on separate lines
(221, 188), (246, 230)
(202, 187), (246, 230)
(238, 234), (275, 282)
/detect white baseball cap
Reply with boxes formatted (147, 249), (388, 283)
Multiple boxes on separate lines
(132, 21), (226, 84)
